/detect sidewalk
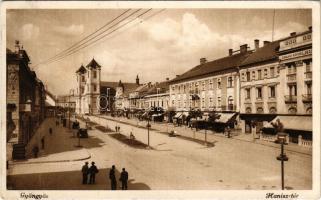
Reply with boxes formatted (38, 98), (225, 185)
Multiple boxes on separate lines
(8, 118), (91, 166)
(95, 115), (312, 156)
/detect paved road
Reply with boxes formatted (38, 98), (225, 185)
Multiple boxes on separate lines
(8, 116), (312, 190)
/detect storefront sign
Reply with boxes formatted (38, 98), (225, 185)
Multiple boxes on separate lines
(279, 49), (312, 61)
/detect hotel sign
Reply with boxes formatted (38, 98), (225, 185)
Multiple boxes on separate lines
(279, 49), (312, 61)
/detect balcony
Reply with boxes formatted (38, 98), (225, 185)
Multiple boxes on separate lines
(302, 94), (312, 103)
(305, 71), (312, 82)
(284, 95), (297, 103)
(287, 73), (297, 84)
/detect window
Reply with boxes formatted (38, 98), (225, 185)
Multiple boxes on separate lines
(217, 97), (221, 107)
(209, 97), (213, 107)
(270, 86), (275, 98)
(209, 80), (213, 89)
(289, 85), (297, 96)
(217, 79), (221, 89)
(172, 100), (175, 106)
(228, 77), (233, 88)
(93, 84), (97, 92)
(82, 76), (85, 82)
(307, 83), (312, 95)
(257, 87), (262, 99)
(172, 86), (175, 93)
(93, 71), (97, 78)
(88, 71), (89, 78)
(184, 100), (186, 108)
(305, 60), (311, 72)
(264, 69), (268, 78)
(178, 85), (181, 93)
(195, 83), (199, 93)
(258, 70), (262, 80)
(202, 81), (205, 91)
(202, 98), (205, 108)
(270, 67), (275, 77)
(246, 88), (251, 99)
(252, 71), (256, 80)
(183, 85), (186, 93)
(246, 72), (250, 81)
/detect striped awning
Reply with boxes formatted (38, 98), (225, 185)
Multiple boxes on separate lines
(265, 116), (312, 132)
(216, 113), (237, 123)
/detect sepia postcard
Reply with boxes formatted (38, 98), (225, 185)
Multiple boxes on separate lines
(0, 1), (320, 200)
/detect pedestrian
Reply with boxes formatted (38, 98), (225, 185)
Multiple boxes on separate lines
(119, 168), (128, 190)
(118, 126), (120, 133)
(88, 162), (99, 184)
(109, 165), (117, 190)
(81, 162), (89, 184)
(32, 146), (39, 158)
(115, 126), (117, 133)
(49, 127), (53, 135)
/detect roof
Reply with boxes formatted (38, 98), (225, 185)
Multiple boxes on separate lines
(145, 81), (170, 95)
(86, 58), (101, 69)
(170, 52), (250, 83)
(76, 65), (87, 74)
(101, 81), (140, 97)
(240, 41), (280, 67)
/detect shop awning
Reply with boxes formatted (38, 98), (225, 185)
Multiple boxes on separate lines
(216, 113), (238, 123)
(264, 116), (312, 132)
(173, 112), (182, 119)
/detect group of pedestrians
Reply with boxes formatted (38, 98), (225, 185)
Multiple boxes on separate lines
(81, 162), (99, 184)
(115, 126), (121, 133)
(81, 162), (129, 190)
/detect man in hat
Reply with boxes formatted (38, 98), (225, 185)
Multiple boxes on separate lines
(88, 162), (99, 184)
(109, 165), (117, 190)
(81, 162), (89, 184)
(119, 168), (129, 190)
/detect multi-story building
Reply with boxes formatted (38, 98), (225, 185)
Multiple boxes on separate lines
(114, 77), (142, 110)
(143, 81), (170, 110)
(7, 41), (46, 159)
(239, 27), (312, 144)
(169, 44), (251, 123)
(239, 40), (280, 134)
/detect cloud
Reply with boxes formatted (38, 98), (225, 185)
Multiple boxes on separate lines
(21, 24), (40, 40)
(53, 24), (84, 37)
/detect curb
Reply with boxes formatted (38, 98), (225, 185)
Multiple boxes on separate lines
(9, 150), (92, 165)
(99, 116), (312, 156)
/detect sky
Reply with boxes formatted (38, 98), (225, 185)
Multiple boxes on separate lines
(6, 9), (312, 95)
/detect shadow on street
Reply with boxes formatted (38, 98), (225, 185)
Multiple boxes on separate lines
(7, 168), (151, 190)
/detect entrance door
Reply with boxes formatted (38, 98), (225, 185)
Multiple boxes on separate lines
(256, 121), (263, 133)
(245, 120), (252, 133)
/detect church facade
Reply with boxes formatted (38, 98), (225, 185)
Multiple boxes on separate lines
(75, 59), (140, 115)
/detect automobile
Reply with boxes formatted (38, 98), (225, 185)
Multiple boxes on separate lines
(78, 128), (88, 138)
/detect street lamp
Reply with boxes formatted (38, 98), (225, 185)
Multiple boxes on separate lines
(69, 89), (74, 129)
(147, 117), (151, 147)
(275, 132), (289, 190)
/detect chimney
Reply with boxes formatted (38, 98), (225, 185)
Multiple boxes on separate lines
(290, 32), (296, 36)
(166, 77), (169, 81)
(229, 49), (233, 56)
(263, 41), (270, 46)
(15, 40), (20, 53)
(240, 44), (248, 53)
(254, 39), (259, 50)
(136, 74), (139, 85)
(200, 58), (207, 65)
(309, 26), (312, 31)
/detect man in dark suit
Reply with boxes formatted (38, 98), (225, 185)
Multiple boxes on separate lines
(81, 162), (89, 184)
(119, 168), (129, 190)
(88, 162), (99, 184)
(109, 165), (117, 190)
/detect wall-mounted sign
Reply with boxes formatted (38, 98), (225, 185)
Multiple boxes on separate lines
(279, 49), (312, 61)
